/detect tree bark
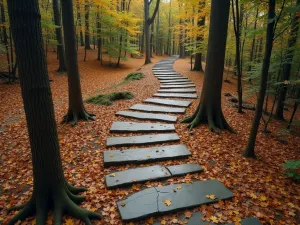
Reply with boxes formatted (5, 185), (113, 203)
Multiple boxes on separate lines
(275, 0), (300, 120)
(6, 0), (101, 224)
(248, 6), (259, 71)
(52, 0), (67, 72)
(243, 0), (276, 158)
(179, 17), (185, 58)
(182, 0), (232, 134)
(61, 0), (95, 125)
(84, 0), (91, 49)
(76, 0), (84, 46)
(96, 8), (102, 62)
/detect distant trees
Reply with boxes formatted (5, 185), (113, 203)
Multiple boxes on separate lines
(6, 0), (101, 224)
(182, 0), (233, 134)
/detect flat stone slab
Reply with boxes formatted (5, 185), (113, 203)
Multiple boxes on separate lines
(160, 84), (196, 89)
(116, 111), (177, 122)
(162, 82), (194, 85)
(106, 133), (180, 147)
(103, 145), (191, 167)
(110, 122), (175, 133)
(154, 73), (181, 75)
(106, 164), (202, 188)
(167, 164), (203, 176)
(106, 165), (171, 188)
(158, 89), (196, 93)
(160, 79), (191, 83)
(158, 77), (188, 81)
(154, 93), (198, 99)
(155, 75), (182, 78)
(117, 180), (234, 221)
(130, 104), (186, 114)
(144, 98), (192, 107)
(184, 212), (262, 225)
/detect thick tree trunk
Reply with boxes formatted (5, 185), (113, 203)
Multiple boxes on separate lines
(275, 0), (300, 120)
(52, 0), (67, 72)
(150, 23), (154, 57)
(61, 0), (95, 125)
(76, 1), (84, 46)
(182, 0), (232, 134)
(193, 53), (203, 72)
(166, 0), (171, 55)
(156, 7), (160, 56)
(84, 0), (91, 49)
(243, 0), (275, 158)
(6, 1), (101, 224)
(96, 9), (102, 62)
(248, 7), (259, 71)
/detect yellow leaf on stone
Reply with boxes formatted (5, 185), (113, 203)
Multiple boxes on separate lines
(121, 202), (126, 207)
(109, 173), (116, 177)
(206, 194), (217, 200)
(164, 199), (172, 206)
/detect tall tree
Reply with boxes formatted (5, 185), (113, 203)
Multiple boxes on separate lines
(6, 0), (101, 224)
(182, 0), (232, 134)
(243, 0), (276, 158)
(52, 0), (67, 72)
(144, 0), (160, 64)
(61, 0), (95, 125)
(275, 0), (300, 120)
(84, 0), (91, 49)
(76, 0), (84, 46)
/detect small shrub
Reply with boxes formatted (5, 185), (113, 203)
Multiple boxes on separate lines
(124, 72), (144, 82)
(284, 160), (300, 181)
(85, 92), (133, 106)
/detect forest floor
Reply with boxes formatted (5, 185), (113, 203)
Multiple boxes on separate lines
(0, 48), (299, 225)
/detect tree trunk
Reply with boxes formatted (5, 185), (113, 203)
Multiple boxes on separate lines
(182, 0), (232, 134)
(156, 7), (160, 56)
(150, 23), (154, 57)
(84, 0), (91, 49)
(96, 8), (102, 62)
(243, 0), (275, 158)
(76, 0), (84, 46)
(140, 25), (144, 53)
(248, 6), (259, 71)
(52, 0), (67, 72)
(179, 17), (185, 58)
(166, 0), (171, 55)
(6, 0), (101, 224)
(61, 0), (95, 125)
(275, 0), (300, 120)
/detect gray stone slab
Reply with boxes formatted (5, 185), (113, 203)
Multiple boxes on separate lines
(167, 164), (203, 176)
(110, 122), (175, 133)
(103, 145), (191, 167)
(153, 70), (176, 72)
(160, 79), (191, 83)
(162, 82), (194, 85)
(106, 133), (180, 147)
(185, 212), (262, 225)
(155, 75), (182, 77)
(158, 77), (188, 81)
(116, 111), (177, 122)
(144, 98), (192, 107)
(105, 165), (171, 188)
(160, 85), (196, 89)
(154, 93), (198, 99)
(130, 104), (186, 114)
(154, 73), (181, 75)
(117, 180), (234, 221)
(158, 89), (196, 93)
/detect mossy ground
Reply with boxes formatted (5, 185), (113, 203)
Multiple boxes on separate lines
(85, 92), (133, 106)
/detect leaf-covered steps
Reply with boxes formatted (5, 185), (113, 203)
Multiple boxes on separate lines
(110, 122), (176, 133)
(117, 180), (234, 221)
(144, 98), (192, 107)
(105, 164), (203, 188)
(106, 133), (180, 147)
(116, 111), (177, 122)
(103, 144), (191, 167)
(129, 104), (186, 114)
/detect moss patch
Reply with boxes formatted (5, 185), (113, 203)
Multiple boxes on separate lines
(85, 92), (134, 106)
(124, 72), (144, 81)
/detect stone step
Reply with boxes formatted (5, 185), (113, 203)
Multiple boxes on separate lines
(110, 122), (175, 133)
(158, 89), (196, 93)
(162, 82), (194, 85)
(106, 164), (203, 188)
(154, 73), (181, 75)
(117, 180), (234, 221)
(116, 111), (177, 122)
(106, 133), (180, 147)
(160, 79), (191, 83)
(130, 104), (186, 114)
(155, 74), (182, 77)
(144, 98), (192, 107)
(103, 144), (191, 167)
(160, 84), (196, 89)
(154, 93), (198, 99)
(158, 77), (188, 81)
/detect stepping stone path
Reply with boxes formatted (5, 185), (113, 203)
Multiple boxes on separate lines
(103, 57), (261, 223)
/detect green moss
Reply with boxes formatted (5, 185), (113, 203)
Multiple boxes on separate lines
(85, 92), (134, 106)
(124, 72), (144, 81)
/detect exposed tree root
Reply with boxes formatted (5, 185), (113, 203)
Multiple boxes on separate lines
(181, 104), (235, 134)
(56, 67), (67, 73)
(7, 183), (101, 225)
(62, 108), (95, 126)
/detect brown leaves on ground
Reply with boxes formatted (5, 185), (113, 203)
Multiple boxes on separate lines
(0, 54), (300, 224)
